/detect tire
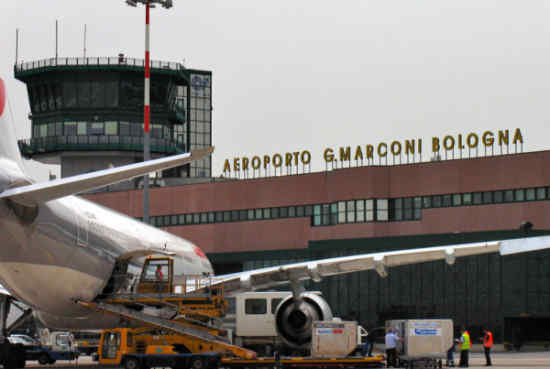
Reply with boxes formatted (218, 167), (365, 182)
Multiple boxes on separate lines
(38, 353), (51, 365)
(48, 359), (56, 365)
(124, 357), (141, 369)
(191, 357), (204, 369)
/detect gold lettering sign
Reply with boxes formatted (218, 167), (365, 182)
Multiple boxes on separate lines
(222, 128), (524, 174)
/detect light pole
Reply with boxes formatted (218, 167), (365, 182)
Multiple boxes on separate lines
(125, 0), (173, 225)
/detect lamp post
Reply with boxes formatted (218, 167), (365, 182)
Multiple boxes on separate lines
(125, 0), (173, 225)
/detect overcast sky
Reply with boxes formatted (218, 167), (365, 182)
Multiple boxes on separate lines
(2, 1), (550, 180)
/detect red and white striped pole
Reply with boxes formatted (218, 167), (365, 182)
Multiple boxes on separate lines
(143, 0), (151, 224)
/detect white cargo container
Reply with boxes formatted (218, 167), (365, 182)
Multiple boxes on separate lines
(311, 321), (358, 358)
(386, 319), (453, 358)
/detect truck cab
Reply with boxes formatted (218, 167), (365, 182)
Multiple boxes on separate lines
(36, 330), (79, 365)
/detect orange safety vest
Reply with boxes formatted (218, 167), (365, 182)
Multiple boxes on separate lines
(483, 331), (493, 348)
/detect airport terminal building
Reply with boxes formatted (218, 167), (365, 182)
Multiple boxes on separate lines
(84, 148), (550, 345)
(14, 57), (550, 345)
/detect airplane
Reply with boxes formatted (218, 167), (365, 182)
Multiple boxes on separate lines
(0, 76), (548, 366)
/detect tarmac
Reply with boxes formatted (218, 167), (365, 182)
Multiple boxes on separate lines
(24, 350), (550, 369)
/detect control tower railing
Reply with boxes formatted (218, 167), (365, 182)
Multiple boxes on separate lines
(14, 56), (185, 74)
(18, 135), (186, 157)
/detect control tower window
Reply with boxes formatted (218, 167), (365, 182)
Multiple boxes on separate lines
(77, 122), (87, 135)
(105, 122), (117, 135)
(63, 79), (77, 108)
(65, 122), (77, 136)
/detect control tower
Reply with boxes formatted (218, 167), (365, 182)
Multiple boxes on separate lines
(14, 55), (212, 187)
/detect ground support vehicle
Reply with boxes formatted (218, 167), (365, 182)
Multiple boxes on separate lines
(220, 355), (384, 369)
(395, 354), (443, 369)
(386, 319), (453, 369)
(118, 351), (220, 369)
(73, 331), (101, 355)
(36, 330), (79, 364)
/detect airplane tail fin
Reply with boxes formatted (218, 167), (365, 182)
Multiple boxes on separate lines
(0, 78), (24, 167)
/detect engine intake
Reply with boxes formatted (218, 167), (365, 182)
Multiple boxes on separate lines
(275, 292), (333, 349)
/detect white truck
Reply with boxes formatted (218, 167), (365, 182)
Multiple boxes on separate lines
(224, 291), (367, 356)
(37, 329), (79, 365)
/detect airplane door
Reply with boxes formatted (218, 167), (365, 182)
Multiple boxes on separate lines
(77, 215), (89, 247)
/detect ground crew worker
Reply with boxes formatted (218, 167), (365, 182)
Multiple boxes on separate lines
(155, 265), (164, 292)
(458, 327), (471, 368)
(385, 327), (403, 368)
(482, 327), (493, 366)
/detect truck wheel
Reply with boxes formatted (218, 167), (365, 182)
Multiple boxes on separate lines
(48, 359), (57, 365)
(38, 353), (51, 365)
(191, 357), (204, 369)
(124, 357), (141, 369)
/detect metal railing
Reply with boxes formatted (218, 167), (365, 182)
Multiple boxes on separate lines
(14, 56), (184, 73)
(18, 135), (186, 156)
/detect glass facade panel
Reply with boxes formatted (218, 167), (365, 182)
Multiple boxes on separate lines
(473, 192), (482, 205)
(77, 122), (87, 135)
(504, 190), (514, 202)
(422, 196), (431, 208)
(452, 194), (462, 206)
(536, 187), (546, 200)
(463, 193), (472, 205)
(105, 121), (117, 135)
(338, 201), (346, 224)
(482, 192), (492, 204)
(356, 200), (365, 222)
(347, 200), (355, 223)
(515, 189), (525, 202)
(494, 191), (504, 203)
(525, 188), (535, 201)
(377, 199), (388, 221)
(288, 206), (296, 217)
(366, 199), (374, 221)
(432, 195), (442, 208)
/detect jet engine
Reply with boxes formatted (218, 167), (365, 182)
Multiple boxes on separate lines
(274, 292), (333, 349)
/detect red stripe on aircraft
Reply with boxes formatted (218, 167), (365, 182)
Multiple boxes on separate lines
(193, 246), (207, 259)
(0, 78), (5, 117)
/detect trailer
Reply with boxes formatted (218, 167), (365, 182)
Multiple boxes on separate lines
(386, 319), (454, 369)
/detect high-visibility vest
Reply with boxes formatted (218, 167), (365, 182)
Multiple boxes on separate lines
(461, 331), (471, 350)
(483, 331), (493, 348)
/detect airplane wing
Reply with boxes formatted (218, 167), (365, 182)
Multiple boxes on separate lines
(210, 241), (501, 294)
(499, 234), (550, 255)
(0, 147), (213, 207)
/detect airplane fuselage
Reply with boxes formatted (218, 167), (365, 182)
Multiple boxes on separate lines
(0, 159), (213, 329)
